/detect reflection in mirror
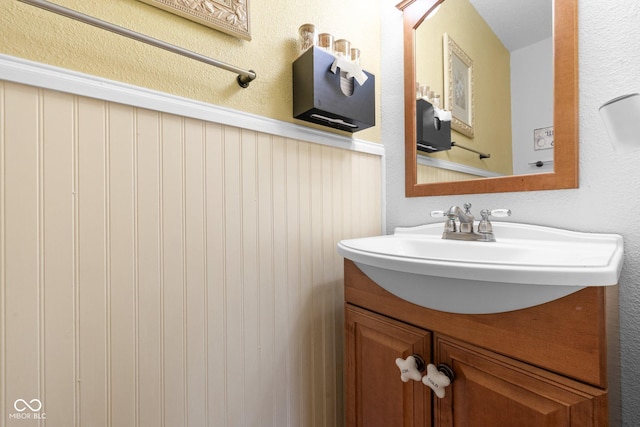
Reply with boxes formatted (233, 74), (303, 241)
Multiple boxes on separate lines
(415, 0), (553, 183)
(398, 0), (578, 197)
(415, 0), (553, 184)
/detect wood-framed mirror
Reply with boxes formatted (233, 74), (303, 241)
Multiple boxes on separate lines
(397, 0), (578, 197)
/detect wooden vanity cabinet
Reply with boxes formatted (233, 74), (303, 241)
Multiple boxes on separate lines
(434, 336), (607, 427)
(343, 260), (620, 427)
(345, 305), (431, 426)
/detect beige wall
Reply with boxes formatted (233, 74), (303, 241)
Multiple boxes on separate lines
(415, 0), (512, 176)
(0, 80), (381, 426)
(1, 0), (381, 142)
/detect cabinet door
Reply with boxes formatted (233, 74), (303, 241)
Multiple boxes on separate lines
(345, 304), (431, 427)
(434, 336), (607, 427)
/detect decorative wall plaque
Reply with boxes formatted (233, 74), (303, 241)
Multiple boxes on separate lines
(140, 0), (250, 40)
(534, 126), (554, 150)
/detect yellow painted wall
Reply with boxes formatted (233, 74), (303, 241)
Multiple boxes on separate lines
(1, 0), (381, 142)
(415, 0), (512, 176)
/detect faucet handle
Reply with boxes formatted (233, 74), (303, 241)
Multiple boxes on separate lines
(478, 208), (511, 235)
(490, 209), (511, 218)
(478, 210), (493, 234)
(431, 210), (457, 232)
(478, 209), (511, 221)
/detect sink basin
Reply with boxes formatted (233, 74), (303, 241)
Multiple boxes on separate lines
(337, 222), (623, 314)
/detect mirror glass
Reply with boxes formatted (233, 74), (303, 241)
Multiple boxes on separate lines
(416, 0), (553, 183)
(399, 0), (578, 196)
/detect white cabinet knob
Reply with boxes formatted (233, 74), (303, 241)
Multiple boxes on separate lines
(422, 363), (455, 399)
(395, 354), (426, 382)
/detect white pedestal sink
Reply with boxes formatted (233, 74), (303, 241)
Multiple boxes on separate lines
(337, 222), (624, 314)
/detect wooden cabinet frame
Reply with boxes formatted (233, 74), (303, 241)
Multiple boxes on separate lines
(343, 260), (621, 426)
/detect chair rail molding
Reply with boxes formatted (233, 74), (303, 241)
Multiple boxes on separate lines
(0, 54), (384, 158)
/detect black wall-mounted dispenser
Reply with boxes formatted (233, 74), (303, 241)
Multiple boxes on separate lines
(293, 47), (375, 132)
(416, 99), (452, 153)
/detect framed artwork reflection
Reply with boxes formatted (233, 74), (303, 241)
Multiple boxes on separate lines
(443, 33), (474, 138)
(534, 126), (554, 150)
(140, 0), (251, 40)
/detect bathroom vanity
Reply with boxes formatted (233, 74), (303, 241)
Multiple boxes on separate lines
(344, 260), (620, 426)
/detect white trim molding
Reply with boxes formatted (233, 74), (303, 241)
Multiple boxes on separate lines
(0, 54), (384, 158)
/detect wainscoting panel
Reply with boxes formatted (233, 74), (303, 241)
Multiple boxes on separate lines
(0, 81), (382, 426)
(417, 163), (482, 183)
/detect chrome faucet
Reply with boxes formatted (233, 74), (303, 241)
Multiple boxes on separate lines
(431, 203), (511, 242)
(447, 203), (475, 233)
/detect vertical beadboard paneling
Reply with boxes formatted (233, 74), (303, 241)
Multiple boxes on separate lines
(270, 135), (290, 427)
(77, 96), (108, 427)
(351, 152), (364, 239)
(240, 129), (260, 427)
(42, 89), (76, 425)
(184, 118), (207, 425)
(331, 147), (346, 425)
(108, 103), (137, 427)
(297, 141), (313, 427)
(417, 163), (480, 183)
(321, 145), (337, 427)
(256, 131), (275, 427)
(340, 146), (354, 241)
(309, 142), (325, 427)
(222, 125), (245, 427)
(0, 81), (382, 427)
(160, 113), (186, 427)
(0, 82), (5, 427)
(363, 152), (382, 236)
(3, 82), (41, 427)
(204, 122), (226, 427)
(136, 108), (162, 427)
(284, 138), (302, 426)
